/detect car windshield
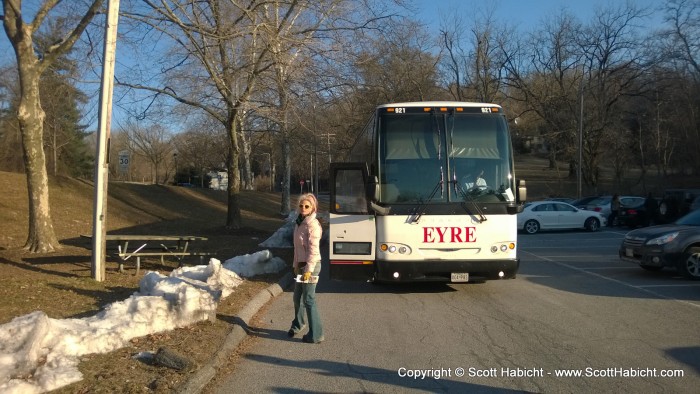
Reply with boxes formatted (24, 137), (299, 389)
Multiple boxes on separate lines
(675, 209), (700, 226)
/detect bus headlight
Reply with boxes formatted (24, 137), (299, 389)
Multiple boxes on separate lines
(491, 243), (516, 253)
(380, 243), (411, 254)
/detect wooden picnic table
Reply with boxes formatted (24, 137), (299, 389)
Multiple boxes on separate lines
(82, 234), (212, 274)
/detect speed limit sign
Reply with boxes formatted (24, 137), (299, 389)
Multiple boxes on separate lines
(118, 150), (130, 172)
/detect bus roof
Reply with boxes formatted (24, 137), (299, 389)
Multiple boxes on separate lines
(377, 101), (502, 109)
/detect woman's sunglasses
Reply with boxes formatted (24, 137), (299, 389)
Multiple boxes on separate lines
(299, 204), (311, 209)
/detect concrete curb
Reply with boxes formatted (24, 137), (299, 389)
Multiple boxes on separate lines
(178, 272), (295, 394)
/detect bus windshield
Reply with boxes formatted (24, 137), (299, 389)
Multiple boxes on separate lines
(378, 109), (515, 204)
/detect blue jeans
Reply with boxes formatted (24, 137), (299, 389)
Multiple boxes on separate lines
(291, 263), (323, 341)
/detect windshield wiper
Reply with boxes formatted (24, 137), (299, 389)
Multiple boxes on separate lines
(411, 169), (444, 223)
(452, 178), (487, 223)
(445, 111), (486, 222)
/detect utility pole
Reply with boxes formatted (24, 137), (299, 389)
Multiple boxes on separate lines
(312, 104), (319, 194)
(92, 0), (120, 282)
(578, 82), (584, 200)
(321, 133), (336, 163)
(173, 152), (178, 184)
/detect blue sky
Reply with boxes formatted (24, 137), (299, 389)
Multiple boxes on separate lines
(0, 0), (668, 131)
(415, 0), (665, 32)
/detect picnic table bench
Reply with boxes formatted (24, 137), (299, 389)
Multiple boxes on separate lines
(81, 234), (213, 274)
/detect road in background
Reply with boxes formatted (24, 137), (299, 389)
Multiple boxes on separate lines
(212, 228), (700, 393)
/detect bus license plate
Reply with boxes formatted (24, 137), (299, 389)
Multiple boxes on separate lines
(451, 273), (469, 282)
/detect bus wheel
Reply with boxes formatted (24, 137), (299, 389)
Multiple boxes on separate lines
(676, 247), (700, 280)
(524, 220), (540, 234)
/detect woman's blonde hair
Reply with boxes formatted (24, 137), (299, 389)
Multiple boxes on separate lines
(297, 193), (325, 226)
(297, 193), (318, 213)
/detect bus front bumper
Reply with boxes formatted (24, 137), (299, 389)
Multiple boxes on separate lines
(375, 258), (520, 282)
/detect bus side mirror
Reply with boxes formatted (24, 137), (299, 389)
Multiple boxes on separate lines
(517, 179), (527, 203)
(369, 175), (379, 201)
(367, 175), (390, 215)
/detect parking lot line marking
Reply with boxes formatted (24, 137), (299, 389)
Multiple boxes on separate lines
(638, 284), (700, 288)
(582, 267), (638, 270)
(522, 250), (700, 310)
(529, 256), (622, 259)
(522, 246), (618, 249)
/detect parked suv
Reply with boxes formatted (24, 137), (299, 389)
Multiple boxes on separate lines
(690, 196), (700, 212)
(658, 189), (700, 224)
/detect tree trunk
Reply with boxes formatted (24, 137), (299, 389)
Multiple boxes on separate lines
(225, 111), (242, 229)
(18, 68), (60, 252)
(239, 115), (254, 191)
(280, 134), (291, 216)
(3, 0), (103, 253)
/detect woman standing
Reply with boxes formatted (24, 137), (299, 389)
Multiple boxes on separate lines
(288, 193), (324, 343)
(609, 194), (620, 227)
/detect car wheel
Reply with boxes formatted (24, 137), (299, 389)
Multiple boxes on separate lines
(640, 265), (663, 271)
(584, 217), (600, 232)
(524, 219), (540, 234)
(676, 247), (700, 280)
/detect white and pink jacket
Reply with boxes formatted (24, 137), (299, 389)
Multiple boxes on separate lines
(292, 212), (322, 274)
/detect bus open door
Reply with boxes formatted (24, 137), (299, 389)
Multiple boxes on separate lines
(329, 163), (377, 281)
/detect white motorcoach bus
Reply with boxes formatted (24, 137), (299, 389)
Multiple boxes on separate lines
(329, 102), (526, 283)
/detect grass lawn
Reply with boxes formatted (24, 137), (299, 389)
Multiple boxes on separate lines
(0, 171), (299, 393)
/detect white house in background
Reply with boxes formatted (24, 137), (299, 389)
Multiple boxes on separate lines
(208, 170), (228, 190)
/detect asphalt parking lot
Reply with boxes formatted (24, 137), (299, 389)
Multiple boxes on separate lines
(517, 227), (700, 306)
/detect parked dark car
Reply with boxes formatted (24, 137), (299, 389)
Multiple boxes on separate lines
(584, 195), (645, 227)
(658, 188), (700, 224)
(571, 195), (602, 209)
(618, 197), (661, 228)
(619, 209), (700, 279)
(692, 196), (700, 212)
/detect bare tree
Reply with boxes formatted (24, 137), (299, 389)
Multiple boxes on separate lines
(577, 4), (650, 189)
(502, 3), (652, 192)
(439, 5), (512, 102)
(2, 0), (103, 252)
(118, 1), (397, 218)
(0, 64), (24, 172)
(172, 116), (229, 187)
(502, 10), (584, 172)
(122, 120), (173, 184)
(245, 1), (402, 214)
(118, 1), (278, 228)
(659, 0), (700, 175)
